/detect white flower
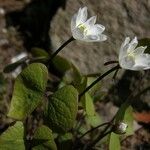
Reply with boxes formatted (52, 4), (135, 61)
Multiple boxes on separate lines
(119, 37), (150, 70)
(71, 7), (107, 42)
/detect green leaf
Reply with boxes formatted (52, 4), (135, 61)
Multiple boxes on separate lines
(123, 106), (134, 136)
(52, 56), (72, 75)
(0, 121), (25, 150)
(115, 102), (134, 135)
(3, 57), (27, 73)
(109, 133), (121, 150)
(138, 38), (150, 53)
(7, 63), (48, 120)
(31, 48), (50, 58)
(57, 133), (73, 150)
(85, 112), (101, 127)
(62, 64), (83, 89)
(82, 93), (95, 117)
(115, 101), (129, 123)
(71, 64), (83, 85)
(45, 85), (78, 133)
(79, 77), (96, 118)
(32, 125), (57, 150)
(30, 57), (49, 64)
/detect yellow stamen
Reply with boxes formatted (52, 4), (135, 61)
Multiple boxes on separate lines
(78, 24), (88, 35)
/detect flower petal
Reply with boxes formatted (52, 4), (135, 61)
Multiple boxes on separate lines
(134, 46), (147, 55)
(76, 7), (88, 26)
(119, 56), (136, 70)
(84, 34), (107, 42)
(119, 37), (130, 60)
(84, 16), (97, 28)
(127, 37), (138, 53)
(71, 14), (77, 31)
(86, 24), (105, 36)
(120, 37), (130, 50)
(95, 24), (105, 33)
(97, 34), (107, 41)
(71, 27), (84, 40)
(134, 53), (150, 70)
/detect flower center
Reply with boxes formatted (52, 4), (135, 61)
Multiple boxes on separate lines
(127, 51), (135, 60)
(78, 24), (88, 35)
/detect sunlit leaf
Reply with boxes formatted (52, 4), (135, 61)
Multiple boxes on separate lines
(82, 93), (95, 117)
(85, 112), (101, 127)
(109, 133), (121, 150)
(32, 125), (57, 150)
(45, 85), (78, 133)
(8, 63), (48, 120)
(123, 106), (134, 136)
(0, 122), (25, 150)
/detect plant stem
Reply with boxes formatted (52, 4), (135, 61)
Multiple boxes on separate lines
(79, 65), (120, 99)
(84, 118), (114, 150)
(104, 60), (118, 66)
(78, 122), (109, 140)
(48, 36), (75, 64)
(84, 130), (112, 150)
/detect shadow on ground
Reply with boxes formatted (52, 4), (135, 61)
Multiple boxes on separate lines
(5, 0), (67, 51)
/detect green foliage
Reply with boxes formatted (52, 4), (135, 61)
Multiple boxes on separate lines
(123, 106), (134, 136)
(82, 93), (95, 117)
(31, 48), (50, 58)
(109, 133), (121, 150)
(52, 55), (72, 75)
(57, 133), (73, 150)
(79, 77), (98, 127)
(32, 125), (57, 150)
(0, 122), (25, 150)
(31, 48), (50, 63)
(45, 85), (78, 133)
(85, 112), (101, 127)
(115, 102), (134, 136)
(7, 63), (48, 120)
(62, 63), (83, 89)
(115, 101), (129, 123)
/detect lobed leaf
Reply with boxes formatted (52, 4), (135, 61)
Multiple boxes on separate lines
(32, 125), (57, 150)
(0, 122), (25, 150)
(7, 63), (48, 120)
(45, 85), (78, 133)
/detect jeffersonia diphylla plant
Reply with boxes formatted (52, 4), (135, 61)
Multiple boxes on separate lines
(1, 6), (150, 150)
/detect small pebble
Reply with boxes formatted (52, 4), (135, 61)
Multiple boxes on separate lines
(0, 8), (5, 15)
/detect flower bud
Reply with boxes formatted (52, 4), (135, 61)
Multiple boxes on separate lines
(112, 122), (128, 134)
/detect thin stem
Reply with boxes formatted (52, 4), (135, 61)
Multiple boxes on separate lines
(48, 36), (75, 64)
(84, 130), (112, 150)
(79, 65), (120, 99)
(85, 118), (114, 150)
(78, 122), (109, 140)
(104, 60), (118, 66)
